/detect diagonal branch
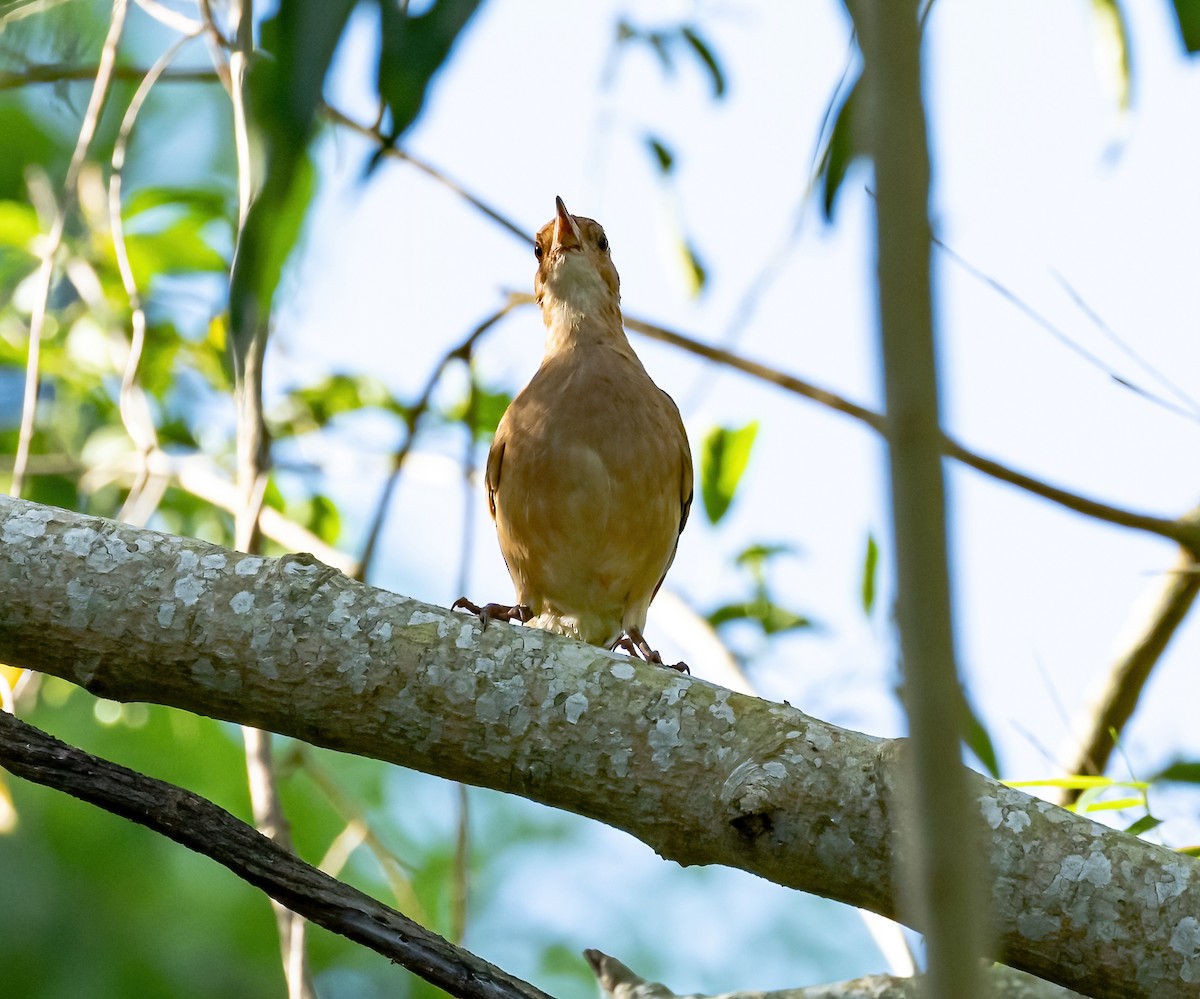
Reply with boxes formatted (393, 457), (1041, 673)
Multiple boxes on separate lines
(1060, 541), (1200, 803)
(0, 710), (552, 999)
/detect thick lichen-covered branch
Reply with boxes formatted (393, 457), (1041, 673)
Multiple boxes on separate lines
(1, 496), (1198, 999)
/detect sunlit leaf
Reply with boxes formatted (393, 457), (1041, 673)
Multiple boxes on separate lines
(0, 200), (40, 247)
(700, 422), (758, 524)
(1168, 0), (1200, 52)
(122, 185), (232, 222)
(861, 532), (879, 616)
(1090, 0), (1132, 112)
(734, 542), (794, 571)
(683, 239), (707, 297)
(1007, 776), (1149, 791)
(680, 25), (727, 98)
(1082, 796), (1145, 813)
(124, 216), (228, 285)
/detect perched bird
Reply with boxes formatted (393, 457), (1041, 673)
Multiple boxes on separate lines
(455, 197), (693, 671)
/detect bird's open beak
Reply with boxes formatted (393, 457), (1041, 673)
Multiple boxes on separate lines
(552, 196), (583, 252)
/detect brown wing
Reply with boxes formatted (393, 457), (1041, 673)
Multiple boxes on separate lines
(485, 436), (505, 522)
(651, 388), (692, 601)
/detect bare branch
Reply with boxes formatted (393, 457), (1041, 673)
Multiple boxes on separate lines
(353, 300), (519, 582)
(0, 710), (553, 999)
(1060, 542), (1200, 803)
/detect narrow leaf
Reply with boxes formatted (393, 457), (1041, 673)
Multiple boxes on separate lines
(377, 0), (485, 145)
(861, 532), (879, 616)
(680, 25), (727, 98)
(1153, 760), (1200, 784)
(1169, 0), (1200, 52)
(1125, 814), (1163, 837)
(815, 73), (861, 222)
(645, 135), (674, 174)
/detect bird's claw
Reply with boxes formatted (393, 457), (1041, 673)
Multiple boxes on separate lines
(451, 597), (532, 630)
(614, 629), (690, 674)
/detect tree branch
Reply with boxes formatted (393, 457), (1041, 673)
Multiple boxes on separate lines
(1, 496), (1198, 999)
(584, 949), (1085, 999)
(1061, 543), (1200, 802)
(0, 709), (551, 999)
(854, 1), (988, 993)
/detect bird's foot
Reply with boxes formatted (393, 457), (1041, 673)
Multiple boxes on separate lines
(615, 627), (689, 674)
(451, 597), (532, 630)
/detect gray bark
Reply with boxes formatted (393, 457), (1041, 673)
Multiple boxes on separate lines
(1, 496), (1198, 999)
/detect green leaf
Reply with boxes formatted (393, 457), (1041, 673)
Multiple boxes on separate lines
(274, 373), (395, 436)
(376, 0), (484, 147)
(1169, 0), (1200, 52)
(1089, 0), (1132, 112)
(124, 216), (228, 285)
(0, 200), (40, 247)
(680, 25), (727, 98)
(683, 239), (707, 297)
(1179, 845), (1200, 858)
(815, 73), (861, 222)
(700, 422), (758, 524)
(1125, 814), (1163, 837)
(962, 696), (1000, 779)
(734, 542), (794, 571)
(1153, 760), (1200, 784)
(707, 598), (811, 635)
(122, 185), (232, 222)
(230, 0), (356, 356)
(861, 532), (879, 616)
(645, 135), (674, 174)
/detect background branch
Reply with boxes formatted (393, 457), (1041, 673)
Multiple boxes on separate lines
(585, 949), (1084, 999)
(0, 710), (552, 999)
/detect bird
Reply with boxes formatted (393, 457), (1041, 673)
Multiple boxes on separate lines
(455, 197), (693, 672)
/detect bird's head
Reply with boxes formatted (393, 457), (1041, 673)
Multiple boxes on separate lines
(533, 197), (621, 321)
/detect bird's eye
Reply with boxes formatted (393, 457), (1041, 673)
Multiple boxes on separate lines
(597, 235), (609, 252)
(534, 243), (543, 260)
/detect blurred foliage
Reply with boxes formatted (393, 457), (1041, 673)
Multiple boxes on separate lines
(699, 421), (757, 525)
(1169, 0), (1200, 51)
(706, 543), (813, 660)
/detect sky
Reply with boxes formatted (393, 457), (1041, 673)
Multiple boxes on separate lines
(235, 0), (1200, 992)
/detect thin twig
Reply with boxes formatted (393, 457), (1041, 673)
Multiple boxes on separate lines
(132, 0), (202, 34)
(0, 711), (554, 999)
(322, 105), (532, 246)
(0, 64), (220, 90)
(284, 744), (426, 921)
(1052, 269), (1200, 421)
(353, 300), (519, 582)
(612, 307), (1200, 552)
(938, 239), (1200, 424)
(110, 31), (206, 523)
(10, 0), (129, 499)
